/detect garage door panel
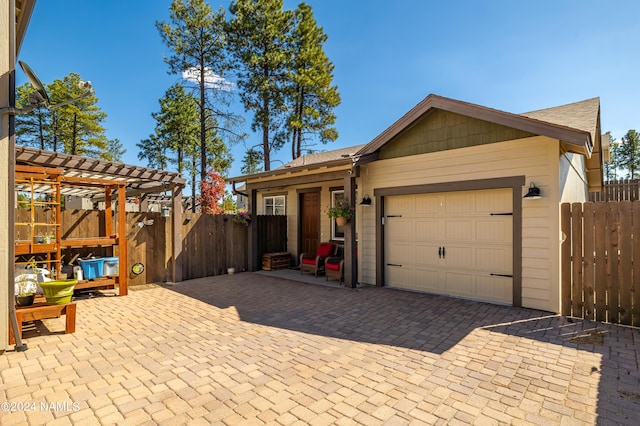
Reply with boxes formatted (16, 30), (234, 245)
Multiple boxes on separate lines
(475, 188), (511, 213)
(445, 220), (473, 241)
(388, 242), (415, 264)
(415, 193), (442, 215)
(385, 188), (513, 305)
(387, 195), (414, 216)
(442, 245), (473, 269)
(476, 219), (512, 242)
(415, 220), (440, 240)
(476, 247), (512, 273)
(415, 269), (441, 292)
(387, 266), (415, 289)
(445, 192), (475, 214)
(387, 219), (413, 240)
(444, 271), (474, 296)
(415, 244), (440, 266)
(476, 275), (512, 304)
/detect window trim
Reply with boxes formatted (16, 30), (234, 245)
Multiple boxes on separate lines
(263, 194), (286, 216)
(330, 189), (345, 241)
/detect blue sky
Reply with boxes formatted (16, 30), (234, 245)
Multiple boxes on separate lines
(18, 1), (640, 179)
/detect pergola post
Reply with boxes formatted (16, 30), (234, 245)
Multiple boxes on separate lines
(344, 174), (357, 288)
(172, 185), (183, 283)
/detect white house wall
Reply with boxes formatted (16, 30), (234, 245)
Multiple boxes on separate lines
(357, 136), (569, 313)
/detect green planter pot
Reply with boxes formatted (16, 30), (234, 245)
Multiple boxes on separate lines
(15, 294), (35, 306)
(39, 279), (77, 305)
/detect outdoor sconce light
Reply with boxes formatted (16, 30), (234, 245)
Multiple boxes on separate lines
(360, 194), (372, 205)
(523, 182), (542, 199)
(161, 206), (170, 217)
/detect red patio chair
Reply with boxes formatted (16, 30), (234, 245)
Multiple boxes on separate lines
(299, 242), (336, 277)
(325, 256), (344, 285)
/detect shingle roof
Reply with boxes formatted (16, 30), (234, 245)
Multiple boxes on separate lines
(278, 144), (367, 169)
(520, 97), (600, 143)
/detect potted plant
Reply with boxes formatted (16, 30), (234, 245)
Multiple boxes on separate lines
(14, 270), (38, 306)
(326, 198), (355, 226)
(232, 211), (251, 226)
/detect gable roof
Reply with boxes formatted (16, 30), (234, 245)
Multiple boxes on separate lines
(355, 94), (597, 159)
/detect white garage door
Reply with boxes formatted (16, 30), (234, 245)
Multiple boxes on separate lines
(385, 188), (513, 304)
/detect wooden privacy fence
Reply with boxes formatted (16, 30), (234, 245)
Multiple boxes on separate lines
(561, 202), (640, 326)
(589, 179), (640, 202)
(15, 209), (288, 285)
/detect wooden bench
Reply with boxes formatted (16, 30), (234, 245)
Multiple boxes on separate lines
(9, 301), (76, 344)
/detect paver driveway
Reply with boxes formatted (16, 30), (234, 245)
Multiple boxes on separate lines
(1, 272), (639, 425)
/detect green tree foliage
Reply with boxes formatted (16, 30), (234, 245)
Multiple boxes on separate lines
(157, 0), (242, 190)
(241, 148), (263, 174)
(228, 0), (293, 171)
(618, 129), (640, 179)
(287, 2), (340, 159)
(15, 84), (51, 149)
(104, 138), (126, 162)
(15, 73), (108, 158)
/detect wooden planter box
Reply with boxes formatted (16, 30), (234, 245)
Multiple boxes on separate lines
(262, 252), (291, 271)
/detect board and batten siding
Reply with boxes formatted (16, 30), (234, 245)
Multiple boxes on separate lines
(357, 136), (571, 313)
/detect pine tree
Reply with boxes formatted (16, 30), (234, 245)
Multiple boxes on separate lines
(287, 2), (340, 159)
(618, 129), (640, 179)
(157, 0), (239, 188)
(15, 73), (108, 157)
(228, 0), (293, 171)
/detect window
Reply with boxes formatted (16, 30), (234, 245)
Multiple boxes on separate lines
(263, 195), (286, 215)
(331, 190), (345, 240)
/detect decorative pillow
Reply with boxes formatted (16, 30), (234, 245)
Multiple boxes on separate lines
(316, 243), (334, 257)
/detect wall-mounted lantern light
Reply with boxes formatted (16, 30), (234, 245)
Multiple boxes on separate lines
(523, 182), (542, 199)
(360, 194), (372, 205)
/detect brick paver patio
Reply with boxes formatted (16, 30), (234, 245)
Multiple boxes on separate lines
(1, 272), (639, 425)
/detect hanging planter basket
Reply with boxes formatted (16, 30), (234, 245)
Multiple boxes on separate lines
(335, 216), (347, 226)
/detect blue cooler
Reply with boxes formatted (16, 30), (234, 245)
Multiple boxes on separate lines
(77, 258), (105, 280)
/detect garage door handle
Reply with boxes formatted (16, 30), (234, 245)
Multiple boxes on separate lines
(438, 247), (442, 258)
(490, 273), (513, 278)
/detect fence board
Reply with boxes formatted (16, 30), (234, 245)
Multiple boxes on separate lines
(589, 179), (640, 202)
(571, 203), (583, 317)
(619, 203), (632, 324)
(582, 203), (595, 320)
(634, 202), (640, 327)
(594, 203), (608, 322)
(562, 201), (638, 327)
(606, 203), (620, 323)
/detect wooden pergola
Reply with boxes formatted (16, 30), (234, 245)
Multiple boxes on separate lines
(14, 146), (187, 294)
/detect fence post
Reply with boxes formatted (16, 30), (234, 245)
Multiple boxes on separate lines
(560, 203), (572, 316)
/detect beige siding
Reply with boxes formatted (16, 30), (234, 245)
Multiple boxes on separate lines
(358, 136), (565, 312)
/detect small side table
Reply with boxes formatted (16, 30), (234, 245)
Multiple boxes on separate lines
(9, 301), (76, 344)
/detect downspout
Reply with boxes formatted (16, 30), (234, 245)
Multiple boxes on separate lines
(231, 180), (248, 198)
(7, 0), (27, 351)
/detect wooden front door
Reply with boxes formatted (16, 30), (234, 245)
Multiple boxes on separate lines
(300, 192), (320, 255)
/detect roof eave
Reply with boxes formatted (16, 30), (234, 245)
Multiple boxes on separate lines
(226, 157), (354, 183)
